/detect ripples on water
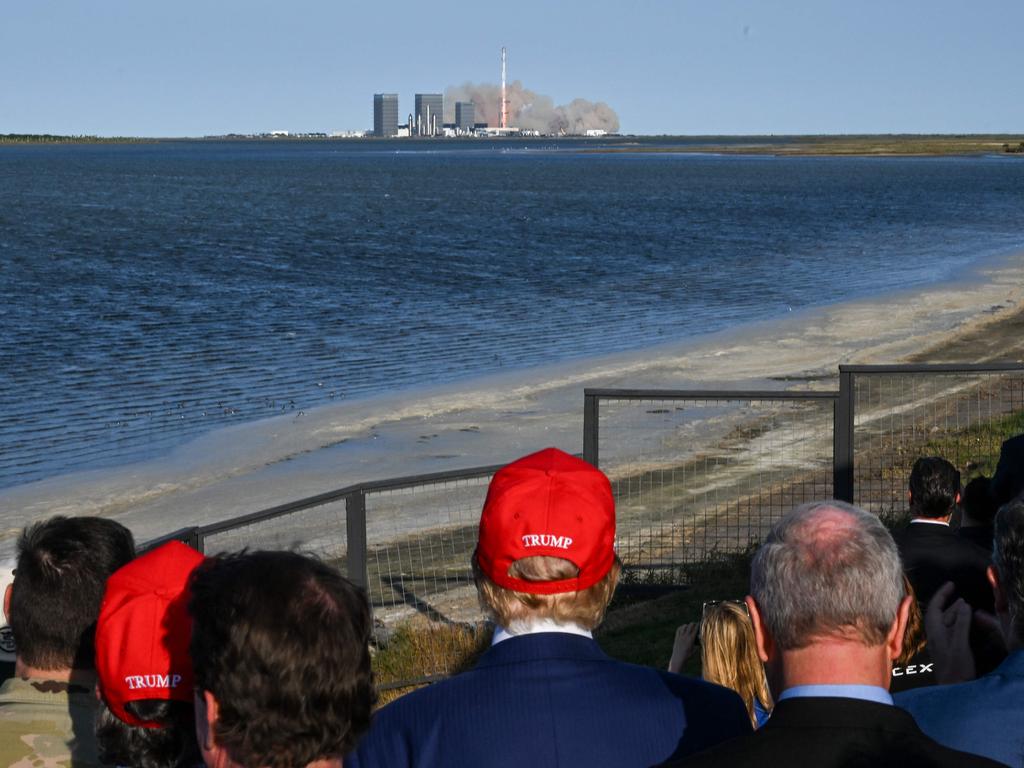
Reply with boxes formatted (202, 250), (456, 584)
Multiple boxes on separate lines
(1, 140), (1023, 488)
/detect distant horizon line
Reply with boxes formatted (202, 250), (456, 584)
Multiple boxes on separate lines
(3, 131), (1024, 141)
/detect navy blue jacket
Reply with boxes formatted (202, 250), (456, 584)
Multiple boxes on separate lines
(347, 632), (751, 768)
(896, 650), (1024, 767)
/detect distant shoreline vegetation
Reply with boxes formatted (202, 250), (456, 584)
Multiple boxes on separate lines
(584, 134), (1024, 157)
(0, 134), (149, 144)
(2, 133), (1023, 155)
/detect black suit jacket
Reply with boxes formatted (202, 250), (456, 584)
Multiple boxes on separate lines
(666, 697), (1007, 767)
(894, 522), (993, 612)
(992, 434), (1024, 505)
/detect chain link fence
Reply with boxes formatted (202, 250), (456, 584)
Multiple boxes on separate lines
(142, 363), (1024, 691)
(583, 390), (838, 579)
(843, 365), (1024, 523)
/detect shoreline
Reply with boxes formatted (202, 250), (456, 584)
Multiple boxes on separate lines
(1, 248), (1023, 553)
(4, 134), (1023, 157)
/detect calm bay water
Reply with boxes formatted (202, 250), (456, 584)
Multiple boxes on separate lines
(2, 139), (1024, 489)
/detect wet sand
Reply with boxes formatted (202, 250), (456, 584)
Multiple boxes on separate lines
(1, 249), (1023, 556)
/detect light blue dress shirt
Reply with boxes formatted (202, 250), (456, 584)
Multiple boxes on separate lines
(778, 684), (893, 705)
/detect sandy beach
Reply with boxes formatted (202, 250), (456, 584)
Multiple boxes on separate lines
(1, 248), (1023, 557)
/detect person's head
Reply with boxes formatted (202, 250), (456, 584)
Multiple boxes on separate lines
(963, 475), (998, 528)
(989, 498), (1024, 648)
(189, 551), (375, 768)
(95, 541), (205, 768)
(472, 447), (620, 631)
(5, 515), (135, 671)
(748, 501), (910, 690)
(908, 456), (961, 520)
(700, 600), (771, 728)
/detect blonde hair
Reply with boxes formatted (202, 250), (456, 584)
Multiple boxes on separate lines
(473, 555), (621, 631)
(701, 601), (772, 728)
(896, 574), (926, 666)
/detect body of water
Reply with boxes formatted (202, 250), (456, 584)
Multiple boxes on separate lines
(2, 139), (1024, 489)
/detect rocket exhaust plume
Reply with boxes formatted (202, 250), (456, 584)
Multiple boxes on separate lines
(445, 80), (620, 135)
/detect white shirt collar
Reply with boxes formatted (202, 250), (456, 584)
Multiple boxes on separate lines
(910, 518), (950, 526)
(491, 619), (593, 645)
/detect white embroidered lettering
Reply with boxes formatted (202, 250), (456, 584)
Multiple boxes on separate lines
(906, 665), (917, 675)
(917, 663), (934, 674)
(521, 534), (572, 549)
(892, 667), (903, 676)
(124, 673), (184, 690)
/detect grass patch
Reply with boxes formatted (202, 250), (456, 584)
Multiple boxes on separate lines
(598, 549), (753, 673)
(373, 622), (492, 706)
(917, 408), (1024, 479)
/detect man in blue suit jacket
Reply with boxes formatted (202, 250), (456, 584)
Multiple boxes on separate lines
(897, 497), (1024, 767)
(347, 448), (751, 768)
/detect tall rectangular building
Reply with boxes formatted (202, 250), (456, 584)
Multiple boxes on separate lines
(455, 102), (475, 132)
(414, 93), (443, 137)
(373, 93), (398, 137)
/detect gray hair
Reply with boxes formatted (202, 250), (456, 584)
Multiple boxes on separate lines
(751, 500), (904, 650)
(993, 498), (1024, 642)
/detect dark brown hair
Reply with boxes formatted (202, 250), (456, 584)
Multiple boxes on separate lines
(12, 516), (135, 670)
(188, 551), (375, 768)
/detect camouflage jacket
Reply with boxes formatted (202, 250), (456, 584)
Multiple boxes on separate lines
(0, 675), (105, 767)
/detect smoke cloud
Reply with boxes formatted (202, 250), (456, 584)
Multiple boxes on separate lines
(444, 81), (619, 134)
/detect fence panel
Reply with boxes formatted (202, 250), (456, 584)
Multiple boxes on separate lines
(584, 389), (837, 579)
(358, 468), (499, 692)
(199, 497), (351, 577)
(847, 364), (1024, 521)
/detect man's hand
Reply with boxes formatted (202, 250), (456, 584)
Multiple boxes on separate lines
(668, 622), (699, 674)
(925, 581), (976, 684)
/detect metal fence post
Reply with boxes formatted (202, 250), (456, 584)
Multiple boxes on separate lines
(834, 367), (855, 503)
(583, 391), (600, 467)
(186, 526), (205, 554)
(345, 490), (369, 594)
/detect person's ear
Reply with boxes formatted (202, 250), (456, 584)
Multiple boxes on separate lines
(988, 565), (1008, 614)
(745, 595), (772, 663)
(3, 583), (11, 623)
(194, 689), (220, 752)
(887, 594), (913, 661)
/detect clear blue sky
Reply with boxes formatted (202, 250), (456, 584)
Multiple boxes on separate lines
(2, 0), (1021, 136)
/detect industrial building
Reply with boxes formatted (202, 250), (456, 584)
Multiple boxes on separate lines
(414, 93), (444, 137)
(455, 102), (475, 133)
(373, 94), (398, 137)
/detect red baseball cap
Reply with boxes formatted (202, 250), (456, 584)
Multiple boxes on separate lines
(475, 447), (616, 595)
(95, 540), (205, 728)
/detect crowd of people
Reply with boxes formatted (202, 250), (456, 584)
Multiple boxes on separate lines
(0, 437), (1022, 767)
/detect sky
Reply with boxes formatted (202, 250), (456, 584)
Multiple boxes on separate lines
(2, 0), (1022, 137)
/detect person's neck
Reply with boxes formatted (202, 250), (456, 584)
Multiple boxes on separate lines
(772, 638), (891, 695)
(910, 514), (951, 524)
(14, 658), (89, 684)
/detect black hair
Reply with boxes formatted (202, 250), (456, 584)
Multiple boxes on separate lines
(96, 699), (200, 768)
(993, 498), (1024, 641)
(963, 475), (998, 525)
(12, 516), (135, 669)
(908, 457), (961, 519)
